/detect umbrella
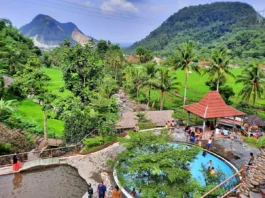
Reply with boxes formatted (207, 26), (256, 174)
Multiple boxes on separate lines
(243, 115), (265, 127)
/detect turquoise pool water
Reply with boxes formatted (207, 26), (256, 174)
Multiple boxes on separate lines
(189, 150), (236, 185)
(121, 143), (238, 195)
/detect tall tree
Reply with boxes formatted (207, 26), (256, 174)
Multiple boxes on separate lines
(0, 44), (24, 72)
(14, 57), (54, 143)
(205, 49), (234, 92)
(37, 92), (56, 143)
(96, 40), (109, 60)
(173, 42), (199, 105)
(136, 46), (152, 64)
(143, 62), (157, 109)
(153, 68), (179, 110)
(105, 49), (125, 80)
(62, 43), (103, 103)
(236, 62), (265, 104)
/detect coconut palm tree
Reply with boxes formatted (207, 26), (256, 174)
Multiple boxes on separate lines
(143, 62), (157, 109)
(0, 45), (23, 72)
(0, 98), (16, 118)
(236, 62), (265, 105)
(205, 49), (234, 92)
(173, 42), (199, 105)
(105, 49), (125, 80)
(123, 67), (146, 102)
(153, 68), (179, 110)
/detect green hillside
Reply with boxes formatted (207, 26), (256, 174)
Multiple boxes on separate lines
(127, 2), (265, 57)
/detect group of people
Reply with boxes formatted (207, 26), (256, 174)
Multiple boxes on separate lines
(130, 188), (141, 197)
(185, 126), (203, 142)
(165, 120), (183, 131)
(206, 160), (216, 175)
(87, 182), (141, 198)
(87, 182), (122, 198)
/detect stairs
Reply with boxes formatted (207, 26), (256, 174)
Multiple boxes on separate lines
(239, 191), (265, 198)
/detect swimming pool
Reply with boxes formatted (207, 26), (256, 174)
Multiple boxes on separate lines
(115, 142), (239, 197)
(172, 143), (238, 186)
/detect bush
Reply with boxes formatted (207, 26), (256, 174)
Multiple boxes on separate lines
(138, 121), (156, 130)
(243, 136), (265, 148)
(0, 143), (12, 155)
(83, 137), (104, 148)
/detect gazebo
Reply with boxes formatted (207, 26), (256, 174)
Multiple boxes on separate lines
(182, 91), (245, 139)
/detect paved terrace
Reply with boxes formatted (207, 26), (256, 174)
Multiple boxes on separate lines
(0, 128), (261, 197)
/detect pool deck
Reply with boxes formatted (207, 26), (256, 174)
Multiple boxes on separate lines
(0, 127), (261, 198)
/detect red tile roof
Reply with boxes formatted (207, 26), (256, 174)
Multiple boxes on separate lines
(182, 91), (245, 119)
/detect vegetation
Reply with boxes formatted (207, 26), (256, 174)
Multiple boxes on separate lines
(112, 131), (201, 197)
(171, 42), (199, 105)
(236, 62), (265, 104)
(127, 2), (264, 60)
(205, 49), (234, 92)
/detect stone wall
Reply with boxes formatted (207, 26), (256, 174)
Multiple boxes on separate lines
(237, 148), (265, 196)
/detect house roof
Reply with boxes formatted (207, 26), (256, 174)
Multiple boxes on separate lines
(243, 115), (265, 126)
(182, 91), (245, 119)
(117, 110), (174, 128)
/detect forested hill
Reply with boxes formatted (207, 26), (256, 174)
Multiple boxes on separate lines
(126, 2), (265, 57)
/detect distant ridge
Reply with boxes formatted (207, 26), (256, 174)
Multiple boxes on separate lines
(126, 2), (264, 56)
(20, 14), (95, 49)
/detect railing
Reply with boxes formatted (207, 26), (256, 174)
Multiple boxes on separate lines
(201, 164), (256, 198)
(0, 129), (98, 168)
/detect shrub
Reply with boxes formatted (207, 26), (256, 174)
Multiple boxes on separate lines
(0, 143), (12, 155)
(83, 137), (104, 148)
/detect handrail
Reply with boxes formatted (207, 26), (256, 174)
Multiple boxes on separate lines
(221, 183), (242, 198)
(201, 169), (243, 198)
(202, 164), (257, 198)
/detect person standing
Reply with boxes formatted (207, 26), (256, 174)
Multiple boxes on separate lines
(207, 138), (213, 150)
(248, 152), (254, 165)
(111, 185), (122, 198)
(12, 152), (21, 172)
(134, 124), (139, 132)
(87, 183), (94, 198)
(97, 181), (107, 198)
(130, 188), (136, 197)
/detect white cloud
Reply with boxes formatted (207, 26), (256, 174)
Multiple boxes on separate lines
(65, 0), (93, 7)
(100, 0), (138, 13)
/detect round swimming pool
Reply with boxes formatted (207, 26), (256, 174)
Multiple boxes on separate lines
(115, 142), (239, 197)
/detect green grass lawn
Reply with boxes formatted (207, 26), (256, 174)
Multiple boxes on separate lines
(13, 99), (64, 138)
(139, 66), (265, 117)
(11, 68), (69, 138)
(42, 68), (73, 101)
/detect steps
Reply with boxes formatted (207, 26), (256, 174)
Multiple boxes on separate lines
(260, 189), (265, 196)
(249, 192), (263, 198)
(239, 192), (264, 198)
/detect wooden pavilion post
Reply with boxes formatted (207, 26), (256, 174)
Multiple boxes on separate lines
(233, 116), (236, 132)
(202, 119), (206, 139)
(187, 111), (190, 126)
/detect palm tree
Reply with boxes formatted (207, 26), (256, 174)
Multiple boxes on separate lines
(105, 49), (124, 80)
(205, 49), (234, 92)
(123, 67), (146, 102)
(0, 98), (16, 118)
(173, 42), (199, 105)
(143, 62), (157, 109)
(236, 62), (265, 105)
(153, 68), (179, 110)
(0, 45), (23, 72)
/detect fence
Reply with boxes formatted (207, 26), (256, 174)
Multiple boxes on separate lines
(201, 165), (256, 198)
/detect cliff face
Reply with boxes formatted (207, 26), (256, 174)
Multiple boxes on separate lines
(71, 28), (93, 46)
(20, 14), (95, 49)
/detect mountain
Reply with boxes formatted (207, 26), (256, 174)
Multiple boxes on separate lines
(20, 14), (95, 49)
(127, 2), (265, 57)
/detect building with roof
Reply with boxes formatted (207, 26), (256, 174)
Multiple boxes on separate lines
(182, 91), (245, 138)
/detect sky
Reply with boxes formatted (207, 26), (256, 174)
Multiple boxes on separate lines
(0, 0), (264, 43)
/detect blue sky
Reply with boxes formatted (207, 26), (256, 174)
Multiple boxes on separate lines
(1, 0), (264, 43)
